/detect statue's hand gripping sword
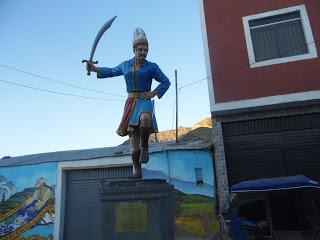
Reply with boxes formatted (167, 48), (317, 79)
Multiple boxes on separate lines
(82, 16), (117, 75)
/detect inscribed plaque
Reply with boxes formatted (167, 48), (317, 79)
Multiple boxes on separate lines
(115, 201), (148, 233)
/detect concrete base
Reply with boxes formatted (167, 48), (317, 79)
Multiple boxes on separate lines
(100, 179), (174, 240)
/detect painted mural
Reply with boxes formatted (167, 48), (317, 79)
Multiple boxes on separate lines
(144, 150), (220, 239)
(0, 163), (56, 240)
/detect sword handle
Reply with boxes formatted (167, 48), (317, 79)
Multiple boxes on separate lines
(82, 60), (98, 76)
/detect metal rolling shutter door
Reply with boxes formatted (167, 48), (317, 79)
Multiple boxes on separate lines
(283, 128), (320, 181)
(224, 132), (285, 186)
(222, 113), (320, 187)
(63, 166), (132, 240)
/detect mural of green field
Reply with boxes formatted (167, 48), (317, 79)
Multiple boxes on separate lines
(174, 190), (220, 238)
(181, 202), (214, 215)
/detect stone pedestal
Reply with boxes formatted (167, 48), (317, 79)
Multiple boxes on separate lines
(100, 179), (174, 240)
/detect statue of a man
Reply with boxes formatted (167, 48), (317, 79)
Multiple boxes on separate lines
(86, 28), (171, 179)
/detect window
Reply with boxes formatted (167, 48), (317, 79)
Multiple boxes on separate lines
(195, 167), (204, 186)
(243, 5), (317, 68)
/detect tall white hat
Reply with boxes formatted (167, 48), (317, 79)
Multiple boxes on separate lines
(132, 27), (148, 47)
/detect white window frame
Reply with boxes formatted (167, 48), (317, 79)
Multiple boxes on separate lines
(243, 5), (317, 68)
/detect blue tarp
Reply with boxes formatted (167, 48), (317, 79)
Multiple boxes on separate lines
(231, 175), (320, 193)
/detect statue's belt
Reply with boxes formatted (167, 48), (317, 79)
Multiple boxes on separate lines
(128, 92), (147, 98)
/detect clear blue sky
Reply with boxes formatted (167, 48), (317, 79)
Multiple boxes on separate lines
(0, 0), (210, 157)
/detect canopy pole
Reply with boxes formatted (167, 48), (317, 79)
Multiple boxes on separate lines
(265, 193), (274, 239)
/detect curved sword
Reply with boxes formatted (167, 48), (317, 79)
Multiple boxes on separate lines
(82, 15), (117, 75)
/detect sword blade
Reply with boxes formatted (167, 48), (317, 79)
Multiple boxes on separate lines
(89, 15), (117, 61)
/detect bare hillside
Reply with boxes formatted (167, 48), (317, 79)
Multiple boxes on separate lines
(120, 117), (212, 145)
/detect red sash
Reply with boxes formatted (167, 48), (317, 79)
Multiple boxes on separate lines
(116, 98), (137, 136)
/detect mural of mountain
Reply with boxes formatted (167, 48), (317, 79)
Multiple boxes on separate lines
(0, 187), (34, 215)
(6, 187), (34, 203)
(142, 169), (214, 197)
(142, 168), (168, 179)
(172, 178), (214, 197)
(0, 175), (16, 202)
(0, 184), (56, 215)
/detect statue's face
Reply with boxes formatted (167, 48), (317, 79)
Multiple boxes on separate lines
(134, 44), (148, 62)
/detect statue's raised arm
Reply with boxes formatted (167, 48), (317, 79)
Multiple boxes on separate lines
(82, 16), (117, 75)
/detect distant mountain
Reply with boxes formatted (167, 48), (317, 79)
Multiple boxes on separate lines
(142, 168), (214, 197)
(180, 127), (212, 141)
(191, 118), (212, 130)
(121, 117), (212, 145)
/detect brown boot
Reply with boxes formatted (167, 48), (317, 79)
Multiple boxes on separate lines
(139, 127), (150, 164)
(129, 150), (142, 179)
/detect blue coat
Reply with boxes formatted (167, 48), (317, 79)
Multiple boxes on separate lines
(97, 58), (171, 135)
(97, 58), (170, 98)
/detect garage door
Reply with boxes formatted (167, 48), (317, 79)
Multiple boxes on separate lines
(63, 166), (132, 240)
(222, 113), (320, 186)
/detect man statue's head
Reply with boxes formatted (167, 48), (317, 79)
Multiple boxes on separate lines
(133, 27), (148, 61)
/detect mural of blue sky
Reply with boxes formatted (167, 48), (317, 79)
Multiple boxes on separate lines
(0, 162), (57, 193)
(145, 151), (214, 184)
(144, 150), (215, 197)
(168, 151), (214, 184)
(144, 151), (169, 174)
